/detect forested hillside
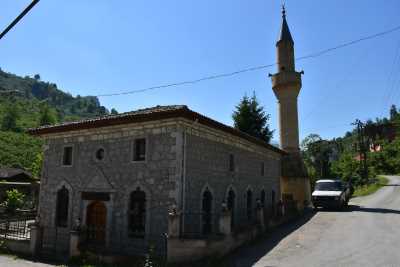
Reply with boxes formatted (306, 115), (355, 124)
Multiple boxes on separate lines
(301, 105), (400, 188)
(0, 68), (118, 178)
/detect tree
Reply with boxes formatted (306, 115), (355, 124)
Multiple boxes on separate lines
(232, 92), (274, 143)
(29, 153), (43, 179)
(301, 134), (322, 151)
(1, 104), (20, 131)
(332, 153), (360, 184)
(34, 74), (41, 81)
(111, 108), (118, 115)
(2, 189), (25, 214)
(301, 134), (336, 180)
(390, 104), (398, 121)
(39, 103), (57, 126)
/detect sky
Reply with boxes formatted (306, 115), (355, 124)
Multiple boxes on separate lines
(1, 0), (400, 143)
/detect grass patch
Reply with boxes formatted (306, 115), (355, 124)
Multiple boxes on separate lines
(352, 176), (389, 197)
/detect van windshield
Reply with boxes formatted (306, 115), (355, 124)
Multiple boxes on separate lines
(315, 181), (343, 191)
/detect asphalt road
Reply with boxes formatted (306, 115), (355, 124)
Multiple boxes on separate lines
(229, 175), (400, 267)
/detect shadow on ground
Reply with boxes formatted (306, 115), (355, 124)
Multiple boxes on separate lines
(348, 205), (400, 215)
(316, 205), (400, 215)
(220, 211), (316, 267)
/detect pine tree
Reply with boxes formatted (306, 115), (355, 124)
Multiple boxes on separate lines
(390, 104), (398, 121)
(232, 92), (274, 143)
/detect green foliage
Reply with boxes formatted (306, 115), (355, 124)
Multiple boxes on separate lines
(110, 108), (118, 115)
(0, 131), (42, 173)
(368, 138), (400, 175)
(2, 189), (25, 213)
(29, 153), (43, 178)
(232, 92), (274, 143)
(353, 176), (389, 197)
(1, 103), (20, 132)
(0, 68), (114, 175)
(301, 134), (339, 187)
(390, 104), (398, 121)
(39, 103), (58, 126)
(0, 69), (109, 120)
(331, 153), (360, 184)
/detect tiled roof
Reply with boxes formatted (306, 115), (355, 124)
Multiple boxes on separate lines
(0, 167), (33, 180)
(28, 105), (285, 155)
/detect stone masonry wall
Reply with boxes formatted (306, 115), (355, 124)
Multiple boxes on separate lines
(37, 116), (282, 256)
(177, 120), (281, 234)
(38, 119), (181, 255)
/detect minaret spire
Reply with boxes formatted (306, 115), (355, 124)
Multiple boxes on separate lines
(278, 4), (294, 44)
(282, 4), (286, 18)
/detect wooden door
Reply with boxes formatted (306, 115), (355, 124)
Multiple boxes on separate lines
(86, 201), (107, 244)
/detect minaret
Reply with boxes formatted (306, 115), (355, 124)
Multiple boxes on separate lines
(270, 6), (311, 209)
(270, 6), (303, 153)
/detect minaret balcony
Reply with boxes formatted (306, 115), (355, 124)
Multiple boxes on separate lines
(270, 71), (302, 90)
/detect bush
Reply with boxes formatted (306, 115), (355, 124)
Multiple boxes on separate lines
(2, 189), (25, 214)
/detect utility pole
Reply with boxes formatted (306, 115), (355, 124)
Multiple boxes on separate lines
(352, 119), (368, 184)
(0, 0), (40, 41)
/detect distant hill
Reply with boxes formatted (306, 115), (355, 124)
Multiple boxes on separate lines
(0, 69), (110, 124)
(0, 68), (117, 178)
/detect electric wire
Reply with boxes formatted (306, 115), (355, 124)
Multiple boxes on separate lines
(95, 24), (400, 97)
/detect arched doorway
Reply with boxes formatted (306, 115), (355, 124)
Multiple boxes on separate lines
(86, 201), (107, 244)
(227, 189), (235, 230)
(202, 189), (213, 235)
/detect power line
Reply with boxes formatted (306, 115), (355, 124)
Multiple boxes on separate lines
(0, 0), (40, 41)
(96, 24), (400, 97)
(381, 38), (400, 113)
(301, 44), (371, 121)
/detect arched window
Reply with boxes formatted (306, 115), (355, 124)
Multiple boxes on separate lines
(202, 188), (213, 235)
(271, 190), (276, 215)
(129, 187), (146, 237)
(227, 189), (236, 229)
(260, 189), (266, 208)
(246, 189), (253, 222)
(56, 186), (69, 227)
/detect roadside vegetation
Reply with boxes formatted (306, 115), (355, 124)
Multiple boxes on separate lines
(301, 104), (400, 191)
(352, 176), (389, 197)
